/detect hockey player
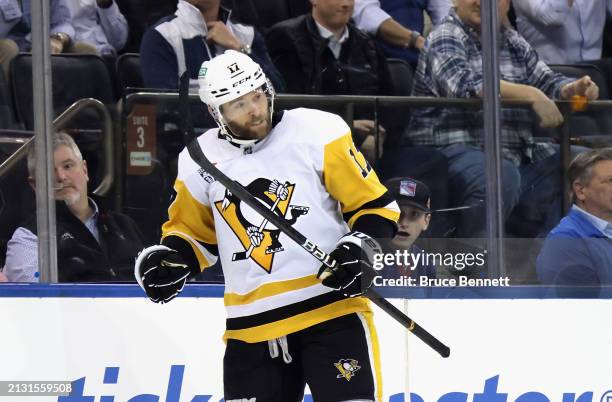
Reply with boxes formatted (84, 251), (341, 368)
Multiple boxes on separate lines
(135, 50), (400, 401)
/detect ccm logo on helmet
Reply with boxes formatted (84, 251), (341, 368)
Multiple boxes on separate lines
(233, 75), (253, 87)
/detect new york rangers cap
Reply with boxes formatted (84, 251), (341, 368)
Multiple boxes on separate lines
(384, 177), (431, 213)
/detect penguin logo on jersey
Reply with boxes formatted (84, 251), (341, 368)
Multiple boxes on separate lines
(334, 359), (361, 381)
(214, 178), (309, 273)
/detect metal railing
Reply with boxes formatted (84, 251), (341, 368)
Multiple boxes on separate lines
(119, 91), (612, 217)
(0, 131), (33, 144)
(0, 98), (115, 196)
(120, 92), (487, 163)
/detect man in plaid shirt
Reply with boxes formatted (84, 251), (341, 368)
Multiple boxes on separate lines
(406, 0), (599, 237)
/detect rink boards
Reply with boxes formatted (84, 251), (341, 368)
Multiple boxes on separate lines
(0, 284), (611, 401)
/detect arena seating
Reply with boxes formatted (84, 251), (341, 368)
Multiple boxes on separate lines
(114, 0), (177, 53)
(10, 54), (116, 187)
(384, 58), (415, 147)
(116, 53), (144, 97)
(0, 69), (20, 130)
(1, 44), (611, 278)
(10, 54), (115, 130)
(0, 132), (35, 268)
(386, 58), (414, 97)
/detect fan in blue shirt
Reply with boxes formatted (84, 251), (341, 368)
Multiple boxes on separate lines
(537, 148), (612, 287)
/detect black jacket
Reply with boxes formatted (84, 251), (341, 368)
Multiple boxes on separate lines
(266, 14), (392, 96)
(23, 196), (144, 282)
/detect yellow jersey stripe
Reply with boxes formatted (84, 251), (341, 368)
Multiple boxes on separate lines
(163, 180), (217, 244)
(223, 298), (371, 343)
(162, 180), (217, 270)
(323, 133), (388, 213)
(224, 275), (321, 306)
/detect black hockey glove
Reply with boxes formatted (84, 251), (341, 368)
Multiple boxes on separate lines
(317, 231), (382, 297)
(134, 245), (191, 303)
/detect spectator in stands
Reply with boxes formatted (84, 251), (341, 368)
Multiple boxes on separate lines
(3, 0), (97, 55)
(0, 0), (20, 78)
(266, 0), (393, 162)
(64, 0), (128, 57)
(513, 0), (612, 95)
(1, 0), (97, 77)
(382, 177), (436, 279)
(513, 0), (612, 65)
(537, 148), (612, 286)
(139, 0), (284, 91)
(352, 0), (452, 66)
(406, 0), (599, 237)
(1, 132), (144, 282)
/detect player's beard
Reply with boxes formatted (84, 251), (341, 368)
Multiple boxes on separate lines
(226, 113), (272, 142)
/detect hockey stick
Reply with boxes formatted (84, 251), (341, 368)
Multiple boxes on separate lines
(178, 73), (450, 358)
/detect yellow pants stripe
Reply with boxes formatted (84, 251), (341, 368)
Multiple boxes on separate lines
(357, 311), (383, 402)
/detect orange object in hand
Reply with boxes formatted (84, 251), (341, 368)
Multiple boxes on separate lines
(571, 94), (587, 112)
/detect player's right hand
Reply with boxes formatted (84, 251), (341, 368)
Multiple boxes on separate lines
(317, 232), (382, 297)
(134, 245), (191, 304)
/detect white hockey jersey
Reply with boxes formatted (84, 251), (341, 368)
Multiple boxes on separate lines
(162, 108), (400, 343)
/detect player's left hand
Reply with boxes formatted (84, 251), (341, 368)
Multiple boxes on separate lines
(317, 232), (382, 297)
(206, 21), (242, 51)
(134, 245), (191, 303)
